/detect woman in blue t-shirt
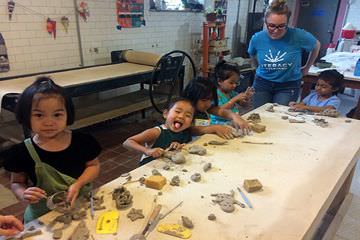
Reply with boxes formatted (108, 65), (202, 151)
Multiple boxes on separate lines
(248, 0), (320, 108)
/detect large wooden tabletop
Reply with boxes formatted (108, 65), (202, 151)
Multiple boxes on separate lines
(3, 104), (360, 240)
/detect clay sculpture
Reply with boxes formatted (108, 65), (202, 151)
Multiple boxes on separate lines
(127, 208), (145, 221)
(247, 113), (261, 123)
(313, 118), (329, 127)
(211, 190), (245, 213)
(112, 186), (133, 209)
(317, 109), (340, 118)
(188, 145), (207, 155)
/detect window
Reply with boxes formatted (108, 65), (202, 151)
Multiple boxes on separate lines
(150, 0), (204, 12)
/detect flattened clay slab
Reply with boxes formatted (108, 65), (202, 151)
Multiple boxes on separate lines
(127, 208), (145, 221)
(243, 179), (263, 193)
(208, 140), (228, 145)
(68, 221), (89, 240)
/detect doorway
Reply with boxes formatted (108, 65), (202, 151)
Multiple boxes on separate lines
(296, 0), (340, 58)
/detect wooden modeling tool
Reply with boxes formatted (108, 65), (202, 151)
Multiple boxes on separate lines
(96, 210), (119, 234)
(129, 204), (162, 240)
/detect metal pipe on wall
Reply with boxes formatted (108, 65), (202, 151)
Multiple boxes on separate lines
(73, 0), (84, 67)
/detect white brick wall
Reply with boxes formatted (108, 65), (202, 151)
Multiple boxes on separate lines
(0, 0), (209, 78)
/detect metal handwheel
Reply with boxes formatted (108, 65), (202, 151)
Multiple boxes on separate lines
(149, 50), (196, 114)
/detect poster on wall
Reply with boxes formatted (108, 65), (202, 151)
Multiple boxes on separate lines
(116, 0), (145, 29)
(0, 33), (10, 72)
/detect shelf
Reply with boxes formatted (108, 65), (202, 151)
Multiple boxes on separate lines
(71, 89), (167, 129)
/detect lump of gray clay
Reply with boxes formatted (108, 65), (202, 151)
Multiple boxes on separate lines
(203, 163), (212, 172)
(266, 104), (275, 112)
(170, 175), (180, 186)
(181, 216), (194, 229)
(188, 145), (207, 155)
(163, 151), (186, 164)
(191, 173), (201, 182)
(208, 214), (216, 221)
(171, 152), (186, 164)
(152, 169), (162, 176)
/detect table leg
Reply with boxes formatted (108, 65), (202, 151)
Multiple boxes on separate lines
(353, 97), (360, 119)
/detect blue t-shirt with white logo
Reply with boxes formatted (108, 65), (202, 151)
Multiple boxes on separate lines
(248, 28), (317, 83)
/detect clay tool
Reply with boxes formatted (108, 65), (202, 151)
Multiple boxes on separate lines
(46, 191), (70, 212)
(90, 190), (95, 220)
(129, 204), (162, 240)
(242, 141), (273, 145)
(159, 201), (183, 220)
(237, 187), (253, 209)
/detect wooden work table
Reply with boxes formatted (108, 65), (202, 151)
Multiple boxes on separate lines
(3, 104), (360, 240)
(302, 66), (360, 119)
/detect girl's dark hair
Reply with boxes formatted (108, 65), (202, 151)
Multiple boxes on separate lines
(214, 60), (240, 83)
(265, 0), (291, 20)
(16, 76), (75, 130)
(167, 97), (195, 112)
(181, 77), (218, 106)
(319, 70), (344, 94)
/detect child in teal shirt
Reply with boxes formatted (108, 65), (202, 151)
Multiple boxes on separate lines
(211, 61), (254, 124)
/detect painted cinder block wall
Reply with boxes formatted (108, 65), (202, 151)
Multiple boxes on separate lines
(0, 0), (207, 78)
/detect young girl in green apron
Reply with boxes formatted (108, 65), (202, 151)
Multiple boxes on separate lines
(3, 77), (101, 223)
(123, 98), (195, 166)
(182, 77), (250, 139)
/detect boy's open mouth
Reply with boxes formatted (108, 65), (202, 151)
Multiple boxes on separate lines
(174, 121), (183, 129)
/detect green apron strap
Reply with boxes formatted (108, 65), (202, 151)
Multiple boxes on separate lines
(24, 138), (42, 164)
(23, 138), (92, 223)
